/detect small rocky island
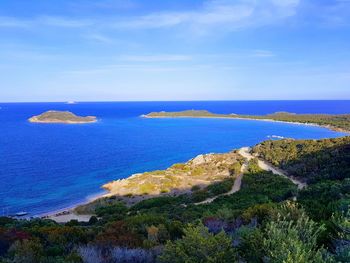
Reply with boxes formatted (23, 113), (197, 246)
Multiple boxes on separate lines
(29, 110), (97, 124)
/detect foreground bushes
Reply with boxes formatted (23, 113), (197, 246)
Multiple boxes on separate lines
(78, 246), (157, 263)
(158, 224), (237, 263)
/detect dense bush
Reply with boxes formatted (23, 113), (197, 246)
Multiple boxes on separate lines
(298, 180), (350, 220)
(78, 245), (156, 263)
(253, 136), (350, 183)
(206, 179), (234, 196)
(263, 213), (326, 263)
(158, 223), (237, 263)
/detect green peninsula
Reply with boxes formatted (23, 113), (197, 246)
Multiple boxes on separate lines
(76, 150), (244, 212)
(144, 110), (350, 132)
(29, 110), (97, 124)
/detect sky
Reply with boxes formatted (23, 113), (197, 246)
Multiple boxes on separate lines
(0, 0), (350, 102)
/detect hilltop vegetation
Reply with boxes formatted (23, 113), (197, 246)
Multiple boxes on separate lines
(253, 136), (350, 223)
(0, 136), (349, 262)
(252, 136), (350, 183)
(145, 110), (350, 132)
(257, 112), (350, 132)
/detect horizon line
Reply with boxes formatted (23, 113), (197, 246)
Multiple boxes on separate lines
(1, 99), (350, 103)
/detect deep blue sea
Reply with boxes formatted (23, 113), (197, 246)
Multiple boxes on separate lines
(0, 101), (349, 216)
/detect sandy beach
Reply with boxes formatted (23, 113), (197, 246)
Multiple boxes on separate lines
(39, 191), (108, 223)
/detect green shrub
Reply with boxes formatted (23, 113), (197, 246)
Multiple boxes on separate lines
(158, 223), (237, 263)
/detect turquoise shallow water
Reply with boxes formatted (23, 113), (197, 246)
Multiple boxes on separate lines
(0, 101), (348, 216)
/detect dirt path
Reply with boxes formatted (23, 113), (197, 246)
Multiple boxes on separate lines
(239, 147), (306, 190)
(194, 147), (306, 206)
(194, 157), (248, 205)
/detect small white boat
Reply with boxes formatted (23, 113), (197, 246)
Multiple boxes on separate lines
(16, 212), (28, 217)
(66, 101), (77, 104)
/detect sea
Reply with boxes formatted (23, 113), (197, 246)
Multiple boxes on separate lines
(0, 100), (349, 216)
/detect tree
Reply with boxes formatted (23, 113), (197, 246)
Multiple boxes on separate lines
(158, 223), (237, 263)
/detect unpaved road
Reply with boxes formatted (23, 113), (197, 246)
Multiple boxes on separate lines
(239, 147), (306, 190)
(194, 147), (306, 205)
(194, 157), (248, 205)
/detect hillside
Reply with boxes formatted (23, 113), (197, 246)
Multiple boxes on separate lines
(76, 151), (244, 211)
(252, 136), (350, 183)
(252, 136), (350, 222)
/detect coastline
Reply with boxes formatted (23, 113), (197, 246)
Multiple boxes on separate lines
(142, 115), (350, 134)
(42, 149), (244, 222)
(39, 191), (108, 223)
(31, 114), (348, 223)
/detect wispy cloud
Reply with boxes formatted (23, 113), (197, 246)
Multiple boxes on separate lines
(63, 64), (208, 75)
(69, 0), (138, 11)
(38, 16), (93, 27)
(250, 50), (275, 58)
(120, 54), (192, 62)
(0, 16), (92, 28)
(116, 0), (301, 33)
(2, 0), (350, 35)
(0, 16), (32, 28)
(0, 0), (301, 34)
(84, 33), (114, 43)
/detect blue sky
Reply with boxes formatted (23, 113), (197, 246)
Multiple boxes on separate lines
(0, 0), (350, 102)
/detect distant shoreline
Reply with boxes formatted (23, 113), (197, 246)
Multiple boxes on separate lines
(142, 112), (350, 134)
(143, 115), (350, 133)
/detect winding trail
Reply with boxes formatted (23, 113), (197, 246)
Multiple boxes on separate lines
(194, 157), (248, 205)
(239, 147), (306, 190)
(194, 146), (306, 206)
